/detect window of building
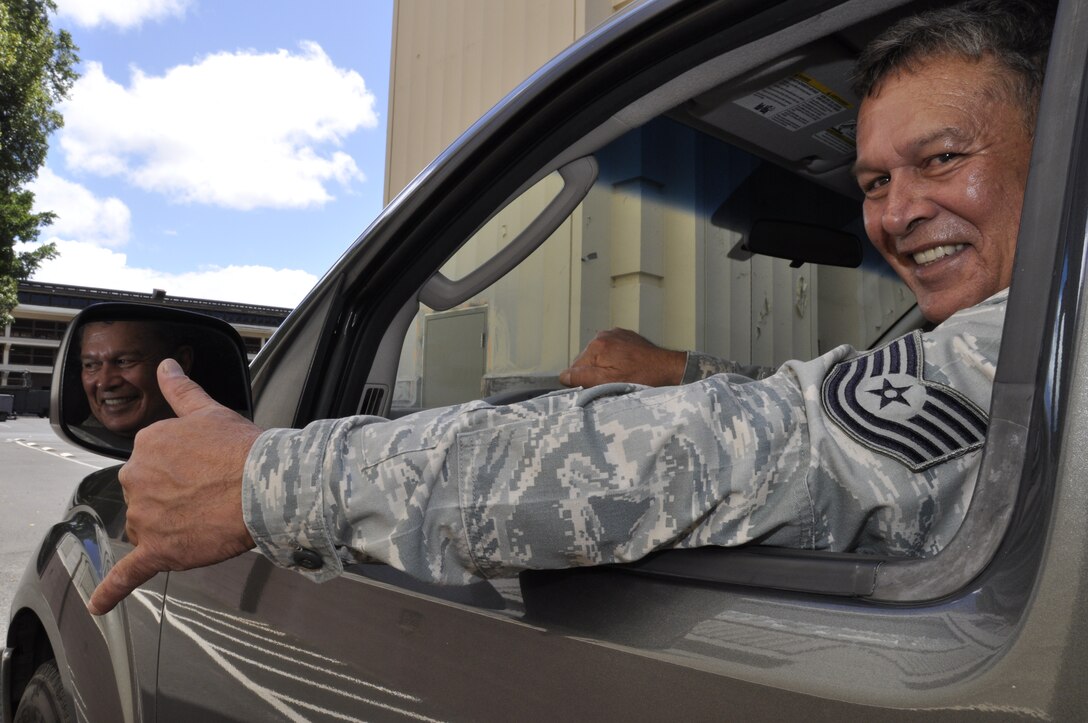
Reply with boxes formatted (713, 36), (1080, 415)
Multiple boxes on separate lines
(8, 346), (58, 367)
(10, 319), (68, 341)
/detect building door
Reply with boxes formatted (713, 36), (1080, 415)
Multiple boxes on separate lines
(422, 307), (487, 407)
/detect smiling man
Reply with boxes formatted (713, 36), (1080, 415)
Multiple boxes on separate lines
(79, 320), (193, 437)
(854, 58), (1033, 325)
(86, 0), (1056, 616)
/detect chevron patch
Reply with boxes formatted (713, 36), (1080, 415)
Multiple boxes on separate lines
(821, 332), (988, 471)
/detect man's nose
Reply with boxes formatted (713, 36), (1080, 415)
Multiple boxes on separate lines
(881, 173), (936, 238)
(98, 362), (124, 386)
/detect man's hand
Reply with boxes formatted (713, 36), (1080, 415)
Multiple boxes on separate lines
(560, 328), (686, 388)
(88, 359), (263, 616)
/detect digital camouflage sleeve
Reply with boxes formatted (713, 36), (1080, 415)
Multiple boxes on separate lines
(242, 290), (1007, 586)
(681, 352), (776, 384)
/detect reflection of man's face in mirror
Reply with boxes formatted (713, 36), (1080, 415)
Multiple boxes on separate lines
(80, 321), (192, 435)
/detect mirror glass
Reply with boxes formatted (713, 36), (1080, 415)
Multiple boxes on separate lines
(58, 309), (252, 456)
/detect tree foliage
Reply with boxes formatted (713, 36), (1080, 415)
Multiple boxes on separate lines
(0, 0), (77, 325)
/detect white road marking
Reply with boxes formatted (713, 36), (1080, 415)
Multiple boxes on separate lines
(4, 437), (107, 469)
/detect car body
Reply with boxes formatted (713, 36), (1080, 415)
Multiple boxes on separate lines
(6, 0), (1088, 719)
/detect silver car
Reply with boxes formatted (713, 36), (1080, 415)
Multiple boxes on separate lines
(5, 0), (1088, 719)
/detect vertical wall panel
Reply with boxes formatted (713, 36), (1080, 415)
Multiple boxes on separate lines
(386, 0), (581, 203)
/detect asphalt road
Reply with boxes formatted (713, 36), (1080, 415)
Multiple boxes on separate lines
(0, 416), (117, 646)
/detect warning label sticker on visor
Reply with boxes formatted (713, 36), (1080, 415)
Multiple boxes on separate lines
(734, 73), (853, 131)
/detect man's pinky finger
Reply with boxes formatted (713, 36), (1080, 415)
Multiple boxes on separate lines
(87, 549), (158, 616)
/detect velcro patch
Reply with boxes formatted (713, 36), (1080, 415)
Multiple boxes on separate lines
(821, 332), (988, 471)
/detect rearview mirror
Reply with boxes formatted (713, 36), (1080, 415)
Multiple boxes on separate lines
(51, 303), (253, 459)
(743, 219), (863, 268)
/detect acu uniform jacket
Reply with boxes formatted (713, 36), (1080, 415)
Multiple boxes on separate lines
(242, 290), (1006, 585)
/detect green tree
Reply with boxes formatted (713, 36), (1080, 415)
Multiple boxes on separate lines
(0, 0), (77, 325)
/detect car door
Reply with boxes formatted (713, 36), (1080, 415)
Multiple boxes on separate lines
(155, 0), (1088, 719)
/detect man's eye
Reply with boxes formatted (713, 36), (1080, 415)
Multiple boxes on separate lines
(931, 152), (960, 165)
(82, 362), (100, 372)
(862, 176), (889, 194)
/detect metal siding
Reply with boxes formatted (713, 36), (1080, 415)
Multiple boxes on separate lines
(386, 1), (580, 202)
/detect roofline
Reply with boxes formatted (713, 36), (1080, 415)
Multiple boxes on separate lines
(16, 280), (293, 317)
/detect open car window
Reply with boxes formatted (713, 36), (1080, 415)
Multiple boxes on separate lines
(392, 115), (914, 415)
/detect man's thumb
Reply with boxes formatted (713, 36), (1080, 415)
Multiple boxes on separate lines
(158, 358), (217, 417)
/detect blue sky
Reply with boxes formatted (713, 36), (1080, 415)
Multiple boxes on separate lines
(20, 0), (394, 308)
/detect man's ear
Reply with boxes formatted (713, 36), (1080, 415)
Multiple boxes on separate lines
(175, 346), (195, 375)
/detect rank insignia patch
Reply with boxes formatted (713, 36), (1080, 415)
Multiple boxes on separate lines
(821, 332), (988, 471)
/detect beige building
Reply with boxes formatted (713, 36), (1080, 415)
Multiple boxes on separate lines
(387, 0), (914, 410)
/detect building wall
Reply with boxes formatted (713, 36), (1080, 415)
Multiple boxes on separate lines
(385, 0), (633, 203)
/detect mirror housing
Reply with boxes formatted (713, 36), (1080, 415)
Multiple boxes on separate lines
(51, 303), (253, 460)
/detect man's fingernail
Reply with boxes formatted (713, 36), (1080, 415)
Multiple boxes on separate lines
(160, 358), (184, 377)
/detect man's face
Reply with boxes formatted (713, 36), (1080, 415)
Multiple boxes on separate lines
(80, 321), (173, 435)
(854, 54), (1034, 323)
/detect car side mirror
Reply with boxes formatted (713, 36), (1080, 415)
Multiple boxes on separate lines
(51, 303), (254, 460)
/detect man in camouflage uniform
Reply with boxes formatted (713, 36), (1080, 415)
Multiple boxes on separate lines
(88, 0), (1051, 613)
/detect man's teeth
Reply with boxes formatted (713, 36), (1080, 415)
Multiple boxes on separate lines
(913, 244), (965, 265)
(102, 398), (134, 407)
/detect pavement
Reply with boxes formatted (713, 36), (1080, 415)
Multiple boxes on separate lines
(0, 416), (117, 646)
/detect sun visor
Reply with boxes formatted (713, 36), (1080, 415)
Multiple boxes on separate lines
(679, 42), (860, 178)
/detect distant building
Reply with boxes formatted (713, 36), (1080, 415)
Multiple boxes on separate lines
(1, 280), (291, 396)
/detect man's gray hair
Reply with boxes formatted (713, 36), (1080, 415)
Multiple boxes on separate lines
(853, 0), (1056, 130)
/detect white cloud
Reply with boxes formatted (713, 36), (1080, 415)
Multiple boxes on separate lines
(54, 0), (191, 29)
(59, 43), (379, 210)
(19, 239), (317, 308)
(28, 168), (131, 248)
